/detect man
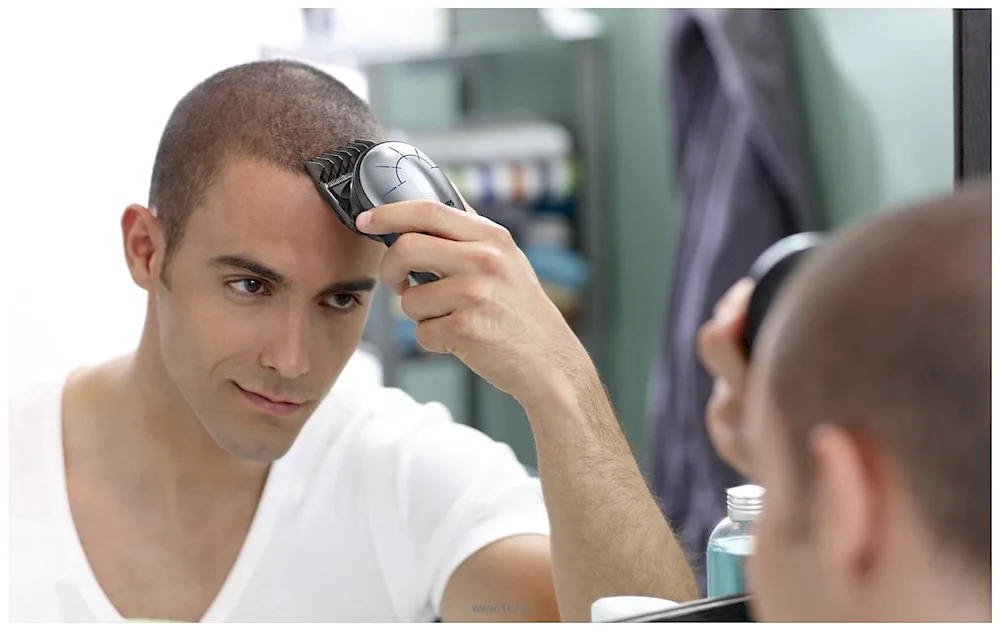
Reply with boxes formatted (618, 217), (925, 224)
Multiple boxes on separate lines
(698, 183), (991, 621)
(9, 60), (696, 622)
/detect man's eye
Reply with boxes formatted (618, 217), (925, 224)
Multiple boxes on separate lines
(229, 279), (267, 295)
(325, 294), (359, 310)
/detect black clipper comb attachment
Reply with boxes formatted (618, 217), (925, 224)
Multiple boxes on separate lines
(305, 139), (378, 241)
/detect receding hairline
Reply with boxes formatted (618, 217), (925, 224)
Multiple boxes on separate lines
(148, 59), (383, 275)
(170, 149), (328, 211)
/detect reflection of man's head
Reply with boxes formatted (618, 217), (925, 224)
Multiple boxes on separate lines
(746, 183), (990, 622)
(128, 60), (387, 463)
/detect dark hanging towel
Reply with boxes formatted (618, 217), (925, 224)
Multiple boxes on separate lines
(647, 8), (822, 595)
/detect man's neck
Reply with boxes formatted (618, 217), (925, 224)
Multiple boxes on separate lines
(882, 573), (991, 622)
(870, 521), (991, 622)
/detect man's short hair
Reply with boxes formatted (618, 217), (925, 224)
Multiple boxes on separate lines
(765, 183), (991, 578)
(148, 59), (382, 273)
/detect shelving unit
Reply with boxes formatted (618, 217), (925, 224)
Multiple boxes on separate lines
(261, 9), (612, 467)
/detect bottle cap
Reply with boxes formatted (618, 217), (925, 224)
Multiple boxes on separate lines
(726, 484), (765, 522)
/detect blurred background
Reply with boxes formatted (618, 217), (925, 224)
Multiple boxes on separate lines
(5, 5), (984, 592)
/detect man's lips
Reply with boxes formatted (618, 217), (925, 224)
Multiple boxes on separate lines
(235, 383), (308, 416)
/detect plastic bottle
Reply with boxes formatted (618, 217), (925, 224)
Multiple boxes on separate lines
(706, 484), (764, 598)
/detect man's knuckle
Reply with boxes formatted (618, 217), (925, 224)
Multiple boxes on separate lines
(491, 223), (515, 245)
(453, 310), (481, 339)
(696, 327), (718, 372)
(399, 288), (416, 318)
(466, 280), (495, 306)
(473, 246), (506, 276)
(415, 323), (442, 353)
(377, 256), (395, 281)
(421, 200), (445, 221)
(394, 232), (418, 256)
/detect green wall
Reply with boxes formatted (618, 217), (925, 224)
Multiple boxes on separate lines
(787, 9), (955, 226)
(593, 9), (675, 465)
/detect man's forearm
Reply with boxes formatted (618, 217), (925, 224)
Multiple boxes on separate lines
(521, 355), (698, 622)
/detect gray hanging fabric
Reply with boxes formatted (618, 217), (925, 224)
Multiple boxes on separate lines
(647, 8), (822, 595)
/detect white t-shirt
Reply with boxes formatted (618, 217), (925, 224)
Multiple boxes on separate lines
(9, 364), (551, 622)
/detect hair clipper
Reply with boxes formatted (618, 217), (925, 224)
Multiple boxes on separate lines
(742, 232), (826, 358)
(305, 139), (466, 284)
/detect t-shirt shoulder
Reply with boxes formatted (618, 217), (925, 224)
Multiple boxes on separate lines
(9, 376), (66, 521)
(294, 380), (550, 619)
(9, 375), (66, 427)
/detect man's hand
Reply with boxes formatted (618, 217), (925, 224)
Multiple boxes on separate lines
(355, 201), (587, 408)
(357, 198), (698, 621)
(697, 278), (756, 479)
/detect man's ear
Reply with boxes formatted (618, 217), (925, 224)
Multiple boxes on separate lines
(121, 204), (164, 291)
(810, 424), (882, 594)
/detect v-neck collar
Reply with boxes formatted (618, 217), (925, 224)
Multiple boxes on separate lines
(47, 372), (290, 622)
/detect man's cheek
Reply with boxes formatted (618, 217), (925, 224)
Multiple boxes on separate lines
(746, 511), (785, 620)
(175, 309), (247, 378)
(755, 505), (789, 572)
(746, 513), (767, 584)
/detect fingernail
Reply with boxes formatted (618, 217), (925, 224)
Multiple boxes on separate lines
(355, 211), (372, 232)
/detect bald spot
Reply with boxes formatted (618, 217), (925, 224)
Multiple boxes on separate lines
(758, 181), (991, 577)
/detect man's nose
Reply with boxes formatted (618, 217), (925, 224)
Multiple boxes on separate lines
(261, 308), (312, 380)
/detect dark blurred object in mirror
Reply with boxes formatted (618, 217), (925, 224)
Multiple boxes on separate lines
(614, 593), (754, 623)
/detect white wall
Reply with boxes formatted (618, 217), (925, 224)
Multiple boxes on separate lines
(3, 6), (374, 393)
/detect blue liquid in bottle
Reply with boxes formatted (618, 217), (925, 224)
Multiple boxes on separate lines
(706, 484), (763, 598)
(706, 534), (755, 597)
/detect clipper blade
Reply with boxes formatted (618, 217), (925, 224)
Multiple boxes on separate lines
(305, 139), (377, 240)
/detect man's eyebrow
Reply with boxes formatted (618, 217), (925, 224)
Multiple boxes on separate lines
(210, 255), (287, 286)
(319, 277), (378, 294)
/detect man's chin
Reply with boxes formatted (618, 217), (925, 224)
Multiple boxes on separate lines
(205, 414), (308, 463)
(231, 443), (294, 463)
(217, 434), (298, 463)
